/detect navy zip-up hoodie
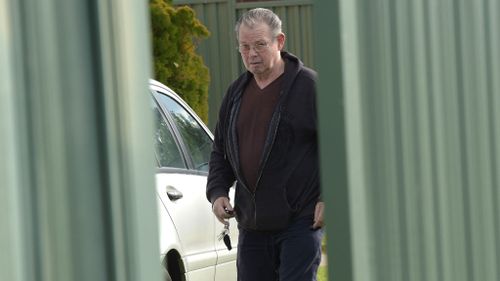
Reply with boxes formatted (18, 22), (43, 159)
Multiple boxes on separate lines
(206, 52), (320, 232)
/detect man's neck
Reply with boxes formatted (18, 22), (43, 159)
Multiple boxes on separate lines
(254, 59), (285, 89)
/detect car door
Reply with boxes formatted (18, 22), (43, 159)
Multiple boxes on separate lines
(152, 95), (217, 280)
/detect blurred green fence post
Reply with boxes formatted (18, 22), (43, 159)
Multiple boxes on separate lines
(315, 0), (500, 280)
(0, 0), (162, 280)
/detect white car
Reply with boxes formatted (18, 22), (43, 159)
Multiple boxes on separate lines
(150, 80), (238, 281)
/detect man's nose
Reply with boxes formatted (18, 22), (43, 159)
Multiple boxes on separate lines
(248, 46), (259, 55)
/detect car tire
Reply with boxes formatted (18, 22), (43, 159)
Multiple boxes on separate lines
(163, 266), (172, 281)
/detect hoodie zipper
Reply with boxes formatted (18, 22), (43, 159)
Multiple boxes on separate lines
(251, 110), (280, 229)
(225, 90), (258, 228)
(253, 110), (281, 192)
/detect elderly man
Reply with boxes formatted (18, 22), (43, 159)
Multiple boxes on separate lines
(207, 8), (324, 281)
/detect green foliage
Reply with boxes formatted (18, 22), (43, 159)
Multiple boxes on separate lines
(150, 0), (210, 123)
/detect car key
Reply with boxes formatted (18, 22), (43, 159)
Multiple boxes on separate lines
(218, 222), (232, 251)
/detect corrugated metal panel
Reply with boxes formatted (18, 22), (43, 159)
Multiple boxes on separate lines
(175, 0), (239, 129)
(316, 0), (500, 280)
(174, 0), (314, 129)
(0, 0), (161, 280)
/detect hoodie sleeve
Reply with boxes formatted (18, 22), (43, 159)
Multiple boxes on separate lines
(206, 89), (236, 204)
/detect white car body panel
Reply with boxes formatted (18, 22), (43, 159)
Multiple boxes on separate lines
(150, 79), (238, 281)
(156, 172), (216, 271)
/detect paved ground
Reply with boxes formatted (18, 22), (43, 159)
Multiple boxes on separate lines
(320, 253), (328, 266)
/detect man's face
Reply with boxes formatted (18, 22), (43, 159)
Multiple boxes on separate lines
(237, 23), (283, 77)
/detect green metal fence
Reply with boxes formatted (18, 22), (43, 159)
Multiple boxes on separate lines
(0, 0), (161, 280)
(316, 0), (500, 280)
(173, 0), (314, 129)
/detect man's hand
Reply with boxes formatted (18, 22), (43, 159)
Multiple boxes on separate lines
(212, 197), (235, 224)
(312, 201), (324, 229)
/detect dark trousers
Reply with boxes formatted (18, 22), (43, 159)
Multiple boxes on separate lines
(237, 217), (323, 281)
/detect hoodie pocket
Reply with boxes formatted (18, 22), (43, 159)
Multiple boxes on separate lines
(253, 184), (293, 231)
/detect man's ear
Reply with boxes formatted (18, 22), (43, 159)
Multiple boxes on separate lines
(277, 33), (286, 50)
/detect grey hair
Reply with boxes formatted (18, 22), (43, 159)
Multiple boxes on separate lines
(235, 8), (282, 40)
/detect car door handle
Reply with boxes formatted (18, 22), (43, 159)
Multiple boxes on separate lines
(166, 186), (183, 201)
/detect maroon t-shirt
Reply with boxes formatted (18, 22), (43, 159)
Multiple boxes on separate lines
(236, 75), (283, 191)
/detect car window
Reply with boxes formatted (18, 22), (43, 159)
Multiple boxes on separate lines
(155, 93), (212, 172)
(153, 101), (186, 169)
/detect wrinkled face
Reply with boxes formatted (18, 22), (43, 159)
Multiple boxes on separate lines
(237, 22), (284, 77)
